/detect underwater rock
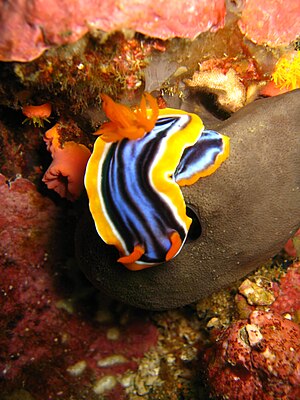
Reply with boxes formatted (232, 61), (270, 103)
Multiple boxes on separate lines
(285, 228), (300, 257)
(76, 90), (300, 310)
(0, 0), (225, 62)
(271, 262), (300, 317)
(238, 0), (300, 46)
(0, 174), (60, 267)
(185, 67), (246, 113)
(0, 174), (158, 398)
(203, 310), (300, 399)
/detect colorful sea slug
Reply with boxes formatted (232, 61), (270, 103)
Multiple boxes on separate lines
(85, 94), (230, 271)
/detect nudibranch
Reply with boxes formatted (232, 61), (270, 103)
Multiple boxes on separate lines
(85, 94), (230, 271)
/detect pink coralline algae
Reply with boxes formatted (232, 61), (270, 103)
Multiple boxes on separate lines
(238, 0), (300, 46)
(271, 262), (300, 317)
(284, 228), (300, 258)
(204, 310), (300, 400)
(0, 174), (59, 267)
(0, 0), (225, 62)
(0, 174), (158, 399)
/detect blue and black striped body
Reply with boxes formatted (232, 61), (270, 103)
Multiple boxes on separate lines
(85, 109), (229, 270)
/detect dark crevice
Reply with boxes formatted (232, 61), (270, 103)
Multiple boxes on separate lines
(186, 204), (202, 241)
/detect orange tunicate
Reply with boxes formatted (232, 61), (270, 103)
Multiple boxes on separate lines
(42, 123), (91, 201)
(22, 103), (52, 119)
(43, 123), (61, 153)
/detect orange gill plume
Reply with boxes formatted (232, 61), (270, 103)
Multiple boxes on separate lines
(95, 93), (159, 142)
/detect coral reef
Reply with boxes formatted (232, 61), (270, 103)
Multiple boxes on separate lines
(284, 228), (300, 258)
(9, 36), (175, 122)
(0, 0), (225, 62)
(203, 310), (300, 399)
(0, 112), (46, 184)
(185, 57), (262, 112)
(0, 174), (158, 399)
(0, 1), (299, 399)
(238, 0), (300, 46)
(202, 261), (300, 399)
(271, 262), (300, 318)
(12, 33), (163, 117)
(186, 67), (246, 113)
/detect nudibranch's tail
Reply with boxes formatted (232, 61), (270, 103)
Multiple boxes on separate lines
(165, 231), (182, 261)
(85, 95), (230, 271)
(118, 245), (145, 265)
(175, 129), (230, 186)
(118, 231), (183, 271)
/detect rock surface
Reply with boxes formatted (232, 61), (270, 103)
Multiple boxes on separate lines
(0, 174), (158, 399)
(238, 0), (300, 46)
(0, 0), (225, 61)
(76, 90), (300, 310)
(204, 310), (300, 399)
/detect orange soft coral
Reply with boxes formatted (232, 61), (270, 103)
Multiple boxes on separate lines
(94, 93), (159, 142)
(42, 124), (91, 201)
(261, 51), (300, 97)
(272, 51), (300, 91)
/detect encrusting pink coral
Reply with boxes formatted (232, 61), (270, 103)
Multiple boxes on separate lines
(284, 228), (300, 257)
(260, 81), (290, 97)
(203, 310), (300, 399)
(42, 124), (91, 201)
